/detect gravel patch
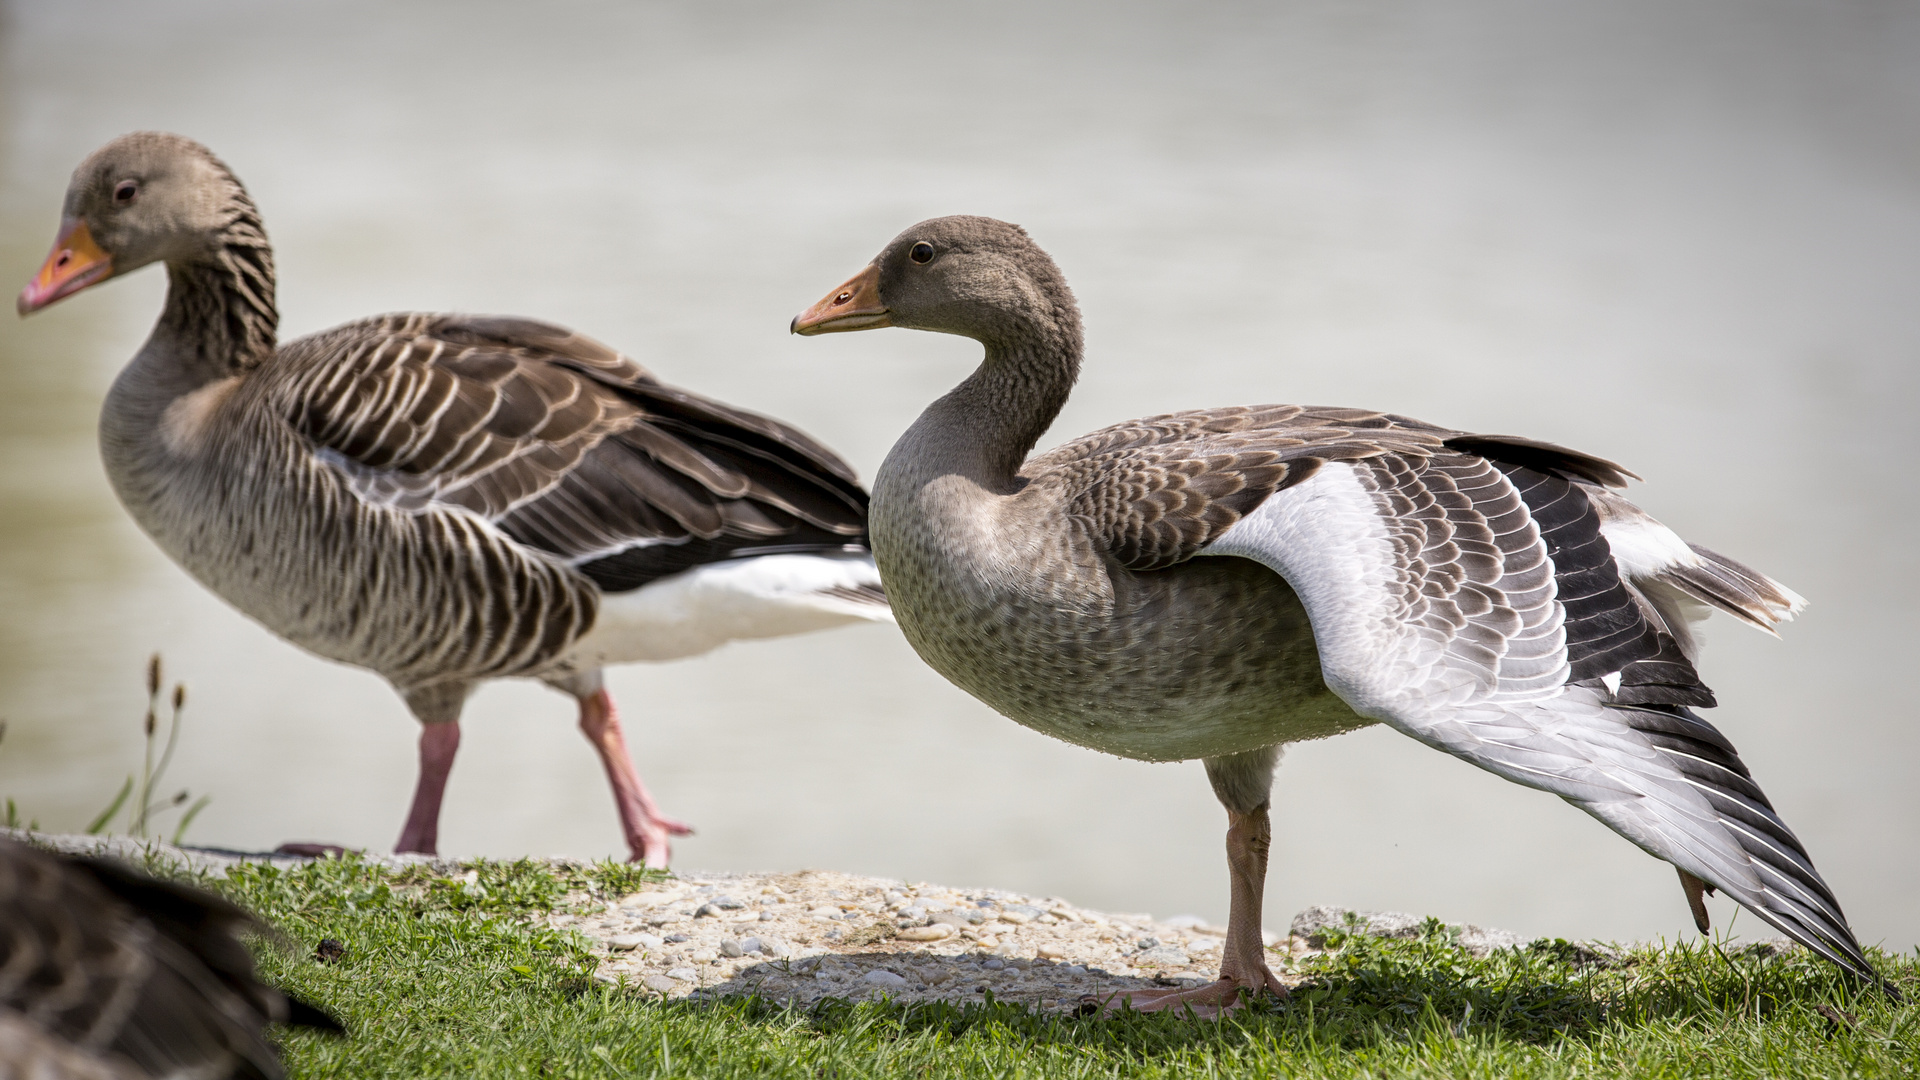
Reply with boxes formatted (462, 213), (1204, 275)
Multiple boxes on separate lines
(557, 868), (1248, 1010)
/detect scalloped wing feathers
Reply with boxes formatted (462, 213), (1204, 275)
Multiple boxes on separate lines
(276, 314), (870, 591)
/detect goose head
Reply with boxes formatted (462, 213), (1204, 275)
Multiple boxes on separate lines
(18, 132), (248, 315)
(791, 215), (1078, 350)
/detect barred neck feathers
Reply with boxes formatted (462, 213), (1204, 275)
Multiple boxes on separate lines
(155, 163), (278, 379)
(928, 324), (1082, 491)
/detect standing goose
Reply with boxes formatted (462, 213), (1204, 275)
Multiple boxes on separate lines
(17, 132), (890, 866)
(793, 215), (1888, 1009)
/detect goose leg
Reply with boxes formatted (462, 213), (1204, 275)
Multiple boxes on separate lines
(395, 720), (461, 854)
(393, 682), (473, 856)
(1101, 747), (1288, 1016)
(575, 686), (693, 867)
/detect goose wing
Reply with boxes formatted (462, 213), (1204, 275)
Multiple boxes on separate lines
(1042, 405), (1876, 985)
(275, 314), (870, 591)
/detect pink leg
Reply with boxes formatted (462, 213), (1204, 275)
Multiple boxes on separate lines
(395, 721), (461, 855)
(1101, 804), (1289, 1016)
(577, 687), (693, 867)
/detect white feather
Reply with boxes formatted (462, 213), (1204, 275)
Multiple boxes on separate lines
(554, 551), (891, 667)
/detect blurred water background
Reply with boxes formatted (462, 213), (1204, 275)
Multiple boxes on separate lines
(1, 0), (1914, 949)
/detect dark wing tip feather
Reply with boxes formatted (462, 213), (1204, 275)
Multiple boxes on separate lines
(1444, 434), (1639, 488)
(1613, 706), (1893, 994)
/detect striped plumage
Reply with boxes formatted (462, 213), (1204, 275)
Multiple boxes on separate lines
(0, 837), (341, 1079)
(793, 214), (1888, 1011)
(20, 132), (890, 864)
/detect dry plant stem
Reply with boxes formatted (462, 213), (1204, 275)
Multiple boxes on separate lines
(135, 662), (160, 837)
(395, 721), (461, 854)
(1104, 804), (1287, 1015)
(576, 687), (691, 867)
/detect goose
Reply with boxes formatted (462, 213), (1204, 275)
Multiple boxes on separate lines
(0, 837), (342, 1078)
(792, 215), (1889, 1009)
(16, 132), (891, 866)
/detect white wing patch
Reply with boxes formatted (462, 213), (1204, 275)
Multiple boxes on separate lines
(552, 551), (892, 668)
(1205, 459), (1569, 725)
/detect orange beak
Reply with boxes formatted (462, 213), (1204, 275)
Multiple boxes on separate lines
(790, 264), (890, 335)
(18, 218), (114, 316)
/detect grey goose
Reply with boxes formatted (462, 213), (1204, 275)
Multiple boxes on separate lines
(0, 837), (341, 1078)
(16, 132), (890, 866)
(793, 215), (1888, 1009)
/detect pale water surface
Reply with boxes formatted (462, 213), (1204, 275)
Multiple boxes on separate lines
(1, 0), (1915, 949)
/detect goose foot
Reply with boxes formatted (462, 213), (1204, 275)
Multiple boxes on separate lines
(1092, 968), (1287, 1017)
(576, 686), (692, 868)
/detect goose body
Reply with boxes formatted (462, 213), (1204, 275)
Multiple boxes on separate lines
(795, 214), (1886, 1008)
(103, 311), (883, 691)
(21, 133), (890, 864)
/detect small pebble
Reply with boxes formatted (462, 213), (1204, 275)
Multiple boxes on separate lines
(695, 904), (720, 918)
(759, 910), (775, 921)
(720, 940), (744, 958)
(642, 974), (677, 993)
(982, 958), (1005, 970)
(664, 933), (689, 944)
(1036, 944), (1067, 959)
(712, 896), (746, 910)
(667, 967), (698, 982)
(898, 925), (955, 942)
(863, 970), (909, 987)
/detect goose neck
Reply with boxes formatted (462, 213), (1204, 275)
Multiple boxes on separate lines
(902, 332), (1080, 493)
(145, 217), (278, 388)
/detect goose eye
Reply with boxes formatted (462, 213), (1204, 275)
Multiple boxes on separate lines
(113, 180), (139, 205)
(908, 241), (935, 264)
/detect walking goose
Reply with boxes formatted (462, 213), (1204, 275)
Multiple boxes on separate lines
(0, 837), (341, 1079)
(793, 215), (1888, 1009)
(16, 132), (891, 866)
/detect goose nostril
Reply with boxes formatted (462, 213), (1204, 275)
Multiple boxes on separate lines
(834, 291), (852, 305)
(55, 252), (71, 268)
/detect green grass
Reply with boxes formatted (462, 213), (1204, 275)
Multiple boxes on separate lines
(200, 856), (1916, 1079)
